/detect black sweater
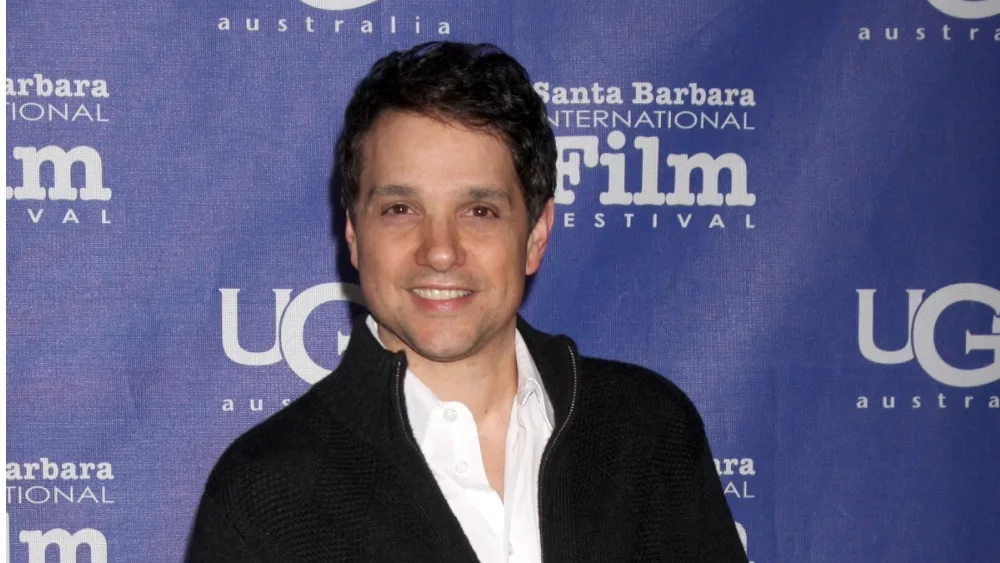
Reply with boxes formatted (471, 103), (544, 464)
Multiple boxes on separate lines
(186, 317), (748, 562)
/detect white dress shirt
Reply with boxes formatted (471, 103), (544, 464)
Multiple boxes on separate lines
(365, 316), (554, 563)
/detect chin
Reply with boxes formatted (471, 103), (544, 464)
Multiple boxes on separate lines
(407, 331), (479, 362)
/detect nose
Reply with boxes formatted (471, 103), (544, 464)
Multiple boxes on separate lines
(415, 215), (466, 272)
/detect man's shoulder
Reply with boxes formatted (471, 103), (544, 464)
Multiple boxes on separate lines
(518, 318), (707, 438)
(576, 354), (705, 433)
(200, 389), (339, 503)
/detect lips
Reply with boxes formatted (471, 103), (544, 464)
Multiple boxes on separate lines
(411, 288), (473, 300)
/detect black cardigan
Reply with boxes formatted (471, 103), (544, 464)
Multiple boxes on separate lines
(186, 316), (748, 562)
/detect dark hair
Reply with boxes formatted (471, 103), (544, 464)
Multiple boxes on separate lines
(336, 41), (556, 226)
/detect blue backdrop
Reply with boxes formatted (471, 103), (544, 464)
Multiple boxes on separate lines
(6, 0), (999, 560)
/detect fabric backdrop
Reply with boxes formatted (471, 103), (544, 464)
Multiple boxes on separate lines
(6, 0), (999, 561)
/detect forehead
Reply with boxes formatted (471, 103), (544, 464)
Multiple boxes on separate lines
(358, 110), (519, 197)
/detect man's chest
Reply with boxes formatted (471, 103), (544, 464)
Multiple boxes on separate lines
(417, 400), (551, 563)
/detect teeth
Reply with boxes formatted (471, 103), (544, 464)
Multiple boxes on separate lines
(413, 288), (472, 300)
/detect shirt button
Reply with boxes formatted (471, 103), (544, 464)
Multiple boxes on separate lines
(455, 460), (469, 474)
(508, 544), (514, 556)
(443, 408), (458, 422)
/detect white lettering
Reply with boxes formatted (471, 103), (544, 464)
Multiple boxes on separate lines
(858, 284), (1000, 387)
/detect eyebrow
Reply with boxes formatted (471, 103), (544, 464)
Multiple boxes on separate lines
(465, 187), (512, 206)
(364, 184), (418, 208)
(365, 184), (512, 207)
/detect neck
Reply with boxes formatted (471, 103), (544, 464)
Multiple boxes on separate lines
(380, 324), (519, 425)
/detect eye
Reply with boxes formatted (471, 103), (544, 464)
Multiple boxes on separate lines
(382, 203), (411, 216)
(469, 206), (498, 218)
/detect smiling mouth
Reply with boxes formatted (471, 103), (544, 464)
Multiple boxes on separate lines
(411, 288), (473, 300)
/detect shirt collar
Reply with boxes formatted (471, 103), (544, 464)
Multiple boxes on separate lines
(365, 314), (555, 442)
(514, 329), (555, 423)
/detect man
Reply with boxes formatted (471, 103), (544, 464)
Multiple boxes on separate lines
(187, 41), (747, 562)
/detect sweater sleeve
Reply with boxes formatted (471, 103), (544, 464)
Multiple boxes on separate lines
(695, 437), (751, 562)
(185, 493), (265, 563)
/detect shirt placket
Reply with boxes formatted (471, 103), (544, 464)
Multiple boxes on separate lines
(505, 392), (535, 562)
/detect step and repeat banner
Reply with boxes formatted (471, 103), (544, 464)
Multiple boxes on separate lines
(6, 0), (999, 560)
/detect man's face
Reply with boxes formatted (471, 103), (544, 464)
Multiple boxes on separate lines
(345, 110), (554, 363)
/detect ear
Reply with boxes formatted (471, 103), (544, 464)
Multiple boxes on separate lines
(525, 198), (555, 276)
(345, 211), (360, 269)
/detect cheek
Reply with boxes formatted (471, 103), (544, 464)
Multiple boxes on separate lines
(360, 238), (409, 288)
(475, 238), (526, 286)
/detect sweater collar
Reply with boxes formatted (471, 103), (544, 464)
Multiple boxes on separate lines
(313, 314), (579, 447)
(363, 313), (555, 437)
